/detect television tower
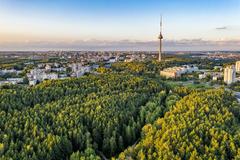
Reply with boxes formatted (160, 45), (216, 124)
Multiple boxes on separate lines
(158, 16), (163, 61)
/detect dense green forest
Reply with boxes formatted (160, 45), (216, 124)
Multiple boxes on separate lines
(1, 58), (240, 159)
(0, 73), (182, 159)
(118, 89), (240, 159)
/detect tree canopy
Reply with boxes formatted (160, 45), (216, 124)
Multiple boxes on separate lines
(0, 73), (176, 159)
(118, 89), (240, 160)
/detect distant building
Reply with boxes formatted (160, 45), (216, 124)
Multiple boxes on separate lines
(183, 65), (199, 73)
(108, 57), (117, 63)
(59, 74), (68, 79)
(160, 65), (198, 78)
(0, 78), (24, 85)
(6, 78), (24, 84)
(27, 69), (58, 82)
(212, 75), (218, 81)
(52, 67), (66, 72)
(69, 63), (83, 72)
(29, 80), (37, 86)
(45, 64), (51, 71)
(199, 74), (206, 79)
(236, 61), (240, 72)
(224, 65), (236, 85)
(160, 67), (182, 78)
(212, 73), (223, 81)
(0, 69), (21, 75)
(37, 64), (45, 68)
(212, 76), (218, 81)
(214, 66), (223, 71)
(73, 66), (91, 78)
(91, 64), (99, 70)
(124, 57), (133, 62)
(43, 73), (58, 80)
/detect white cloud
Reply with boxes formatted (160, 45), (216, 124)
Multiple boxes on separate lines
(216, 26), (227, 30)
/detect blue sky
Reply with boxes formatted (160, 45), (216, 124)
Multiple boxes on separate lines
(0, 0), (239, 51)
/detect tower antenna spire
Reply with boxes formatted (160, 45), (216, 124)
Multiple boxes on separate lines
(160, 15), (163, 33)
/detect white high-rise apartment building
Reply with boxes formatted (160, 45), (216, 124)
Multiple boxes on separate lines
(236, 61), (240, 72)
(224, 65), (236, 85)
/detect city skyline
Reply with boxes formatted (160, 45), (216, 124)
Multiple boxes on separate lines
(0, 0), (240, 51)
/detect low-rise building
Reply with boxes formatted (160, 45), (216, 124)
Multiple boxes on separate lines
(0, 78), (24, 85)
(199, 74), (206, 79)
(108, 57), (117, 63)
(52, 67), (66, 72)
(42, 73), (58, 80)
(160, 67), (183, 78)
(183, 65), (199, 73)
(69, 63), (83, 72)
(124, 58), (133, 62)
(6, 78), (24, 84)
(0, 69), (21, 75)
(160, 65), (198, 78)
(212, 75), (218, 81)
(212, 73), (223, 81)
(27, 69), (59, 82)
(45, 64), (51, 71)
(0, 81), (9, 85)
(29, 79), (37, 86)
